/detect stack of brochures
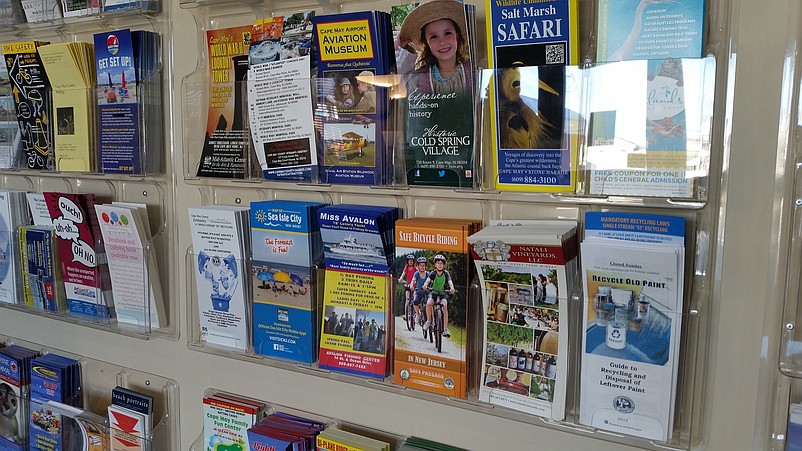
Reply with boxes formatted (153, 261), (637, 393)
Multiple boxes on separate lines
(396, 0), (478, 188)
(96, 202), (166, 330)
(317, 204), (401, 378)
(392, 218), (481, 399)
(2, 41), (53, 170)
(39, 42), (97, 172)
(247, 411), (327, 450)
(247, 13), (318, 182)
(468, 220), (577, 421)
(579, 211), (686, 441)
(94, 29), (163, 175)
(0, 345), (40, 451)
(28, 353), (83, 449)
(313, 10), (393, 186)
(108, 386), (155, 451)
(189, 205), (251, 351)
(250, 199), (326, 363)
(316, 427), (390, 451)
(203, 391), (268, 451)
(19, 193), (64, 313)
(196, 24), (253, 179)
(0, 189), (31, 306)
(44, 192), (114, 321)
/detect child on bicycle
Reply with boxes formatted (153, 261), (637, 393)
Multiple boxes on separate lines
(423, 254), (456, 337)
(399, 255), (417, 322)
(410, 256), (429, 325)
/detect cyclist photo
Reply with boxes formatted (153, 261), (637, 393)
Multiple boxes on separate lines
(422, 254), (456, 337)
(393, 248), (468, 360)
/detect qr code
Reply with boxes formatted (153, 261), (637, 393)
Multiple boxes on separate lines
(545, 44), (565, 64)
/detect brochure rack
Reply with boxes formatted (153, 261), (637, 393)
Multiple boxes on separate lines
(173, 0), (732, 447)
(0, 1), (177, 339)
(0, 334), (180, 450)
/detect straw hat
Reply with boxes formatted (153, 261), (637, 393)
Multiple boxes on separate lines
(397, 0), (466, 49)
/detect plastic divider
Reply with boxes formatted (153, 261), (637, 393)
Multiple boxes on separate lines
(180, 60), (716, 209)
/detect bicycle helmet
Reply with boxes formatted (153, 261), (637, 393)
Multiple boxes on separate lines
(416, 256), (427, 263)
(406, 254), (414, 261)
(433, 254), (446, 263)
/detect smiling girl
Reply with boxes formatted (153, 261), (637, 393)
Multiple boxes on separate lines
(398, 0), (473, 95)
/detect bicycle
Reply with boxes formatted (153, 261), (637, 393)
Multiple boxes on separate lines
(425, 289), (450, 353)
(404, 284), (416, 331)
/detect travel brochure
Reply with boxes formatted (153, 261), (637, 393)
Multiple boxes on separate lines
(95, 29), (163, 175)
(468, 221), (577, 421)
(317, 204), (400, 378)
(0, 345), (40, 451)
(397, 1), (477, 188)
(196, 25), (253, 178)
(250, 200), (325, 364)
(485, 0), (579, 192)
(247, 14), (318, 182)
(38, 41), (96, 172)
(392, 218), (480, 398)
(28, 353), (82, 450)
(313, 10), (392, 185)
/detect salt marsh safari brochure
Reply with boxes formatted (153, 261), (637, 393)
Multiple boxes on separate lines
(197, 25), (252, 178)
(392, 218), (479, 398)
(579, 211), (685, 441)
(485, 0), (579, 192)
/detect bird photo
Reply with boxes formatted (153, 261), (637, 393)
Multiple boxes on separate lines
(496, 63), (565, 150)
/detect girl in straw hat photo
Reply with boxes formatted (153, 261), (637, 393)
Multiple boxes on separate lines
(397, 0), (473, 95)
